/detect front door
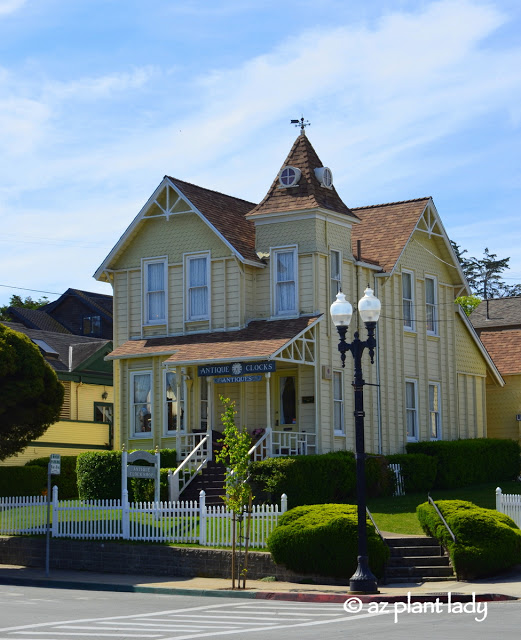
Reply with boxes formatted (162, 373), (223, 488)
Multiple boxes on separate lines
(275, 372), (297, 429)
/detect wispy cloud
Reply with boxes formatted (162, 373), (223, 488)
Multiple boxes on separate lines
(0, 0), (26, 17)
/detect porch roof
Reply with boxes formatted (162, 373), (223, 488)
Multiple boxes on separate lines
(106, 315), (322, 364)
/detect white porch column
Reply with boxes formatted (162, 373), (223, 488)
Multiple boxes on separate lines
(265, 372), (272, 456)
(175, 367), (181, 457)
(207, 376), (214, 462)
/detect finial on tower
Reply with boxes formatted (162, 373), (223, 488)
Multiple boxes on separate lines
(291, 116), (310, 135)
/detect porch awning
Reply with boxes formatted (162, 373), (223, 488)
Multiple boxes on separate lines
(106, 315), (322, 365)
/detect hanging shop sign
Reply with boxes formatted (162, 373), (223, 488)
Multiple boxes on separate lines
(214, 374), (263, 384)
(198, 360), (276, 377)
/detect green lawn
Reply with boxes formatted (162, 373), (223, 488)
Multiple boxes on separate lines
(367, 481), (521, 535)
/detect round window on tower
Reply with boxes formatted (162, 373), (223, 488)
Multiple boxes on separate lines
(279, 166), (301, 188)
(314, 166), (333, 189)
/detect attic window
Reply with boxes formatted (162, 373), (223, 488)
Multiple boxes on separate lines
(315, 167), (333, 188)
(32, 339), (59, 357)
(279, 166), (301, 188)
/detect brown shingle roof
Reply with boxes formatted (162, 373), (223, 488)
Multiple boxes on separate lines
(6, 307), (71, 334)
(247, 134), (356, 219)
(351, 198), (430, 272)
(479, 329), (521, 376)
(167, 177), (260, 264)
(107, 316), (321, 363)
(470, 297), (521, 330)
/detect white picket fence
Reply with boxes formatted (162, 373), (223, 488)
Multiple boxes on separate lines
(390, 463), (405, 496)
(496, 487), (521, 527)
(0, 488), (287, 548)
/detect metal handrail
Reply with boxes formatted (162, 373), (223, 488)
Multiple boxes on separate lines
(248, 431), (269, 460)
(428, 495), (457, 543)
(366, 506), (386, 544)
(174, 435), (208, 474)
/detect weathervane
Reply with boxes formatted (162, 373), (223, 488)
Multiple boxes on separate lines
(291, 117), (310, 134)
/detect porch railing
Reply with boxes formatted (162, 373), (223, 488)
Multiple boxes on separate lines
(168, 434), (210, 501)
(248, 430), (270, 462)
(271, 430), (316, 456)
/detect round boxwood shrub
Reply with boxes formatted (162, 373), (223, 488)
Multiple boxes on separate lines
(417, 499), (521, 579)
(25, 456), (79, 499)
(267, 503), (389, 579)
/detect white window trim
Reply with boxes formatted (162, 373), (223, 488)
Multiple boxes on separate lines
(130, 370), (153, 438)
(405, 378), (419, 442)
(333, 369), (345, 435)
(402, 269), (415, 332)
(142, 257), (168, 326)
(425, 275), (438, 336)
(330, 249), (342, 305)
(184, 251), (211, 322)
(428, 381), (442, 440)
(271, 245), (299, 317)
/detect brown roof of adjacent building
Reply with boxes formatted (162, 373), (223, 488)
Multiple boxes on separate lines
(470, 297), (521, 330)
(479, 329), (521, 376)
(351, 198), (431, 272)
(6, 307), (72, 333)
(167, 177), (260, 264)
(247, 134), (357, 219)
(107, 315), (321, 363)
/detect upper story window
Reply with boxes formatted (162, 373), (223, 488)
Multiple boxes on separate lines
(82, 315), (101, 336)
(402, 270), (415, 331)
(425, 276), (438, 335)
(273, 247), (298, 316)
(406, 379), (418, 441)
(131, 371), (152, 436)
(143, 258), (167, 325)
(330, 250), (341, 304)
(94, 402), (113, 424)
(279, 166), (301, 188)
(185, 253), (210, 321)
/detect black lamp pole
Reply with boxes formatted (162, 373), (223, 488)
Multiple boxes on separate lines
(335, 321), (378, 594)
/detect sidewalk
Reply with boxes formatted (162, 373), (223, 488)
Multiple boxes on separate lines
(0, 564), (519, 603)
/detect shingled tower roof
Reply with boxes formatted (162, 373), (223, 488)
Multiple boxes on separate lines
(247, 133), (358, 219)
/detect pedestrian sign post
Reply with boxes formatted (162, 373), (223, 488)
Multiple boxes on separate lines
(46, 454), (61, 577)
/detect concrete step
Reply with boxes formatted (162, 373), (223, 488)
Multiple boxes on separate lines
(387, 555), (450, 568)
(385, 565), (455, 579)
(389, 545), (443, 557)
(386, 576), (456, 584)
(386, 536), (439, 547)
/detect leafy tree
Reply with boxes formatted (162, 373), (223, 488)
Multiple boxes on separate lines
(450, 242), (521, 298)
(0, 294), (49, 321)
(0, 324), (64, 461)
(454, 295), (482, 317)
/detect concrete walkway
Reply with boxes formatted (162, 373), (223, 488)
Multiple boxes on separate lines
(0, 563), (519, 603)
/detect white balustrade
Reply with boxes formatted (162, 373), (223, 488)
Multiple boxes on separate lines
(270, 430), (316, 456)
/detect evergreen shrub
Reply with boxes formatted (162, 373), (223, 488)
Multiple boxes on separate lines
(267, 504), (389, 578)
(77, 449), (177, 500)
(386, 453), (437, 493)
(0, 466), (47, 496)
(250, 451), (394, 509)
(407, 439), (521, 489)
(417, 499), (521, 579)
(25, 456), (79, 498)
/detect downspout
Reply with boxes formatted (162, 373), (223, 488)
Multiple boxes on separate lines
(373, 275), (383, 455)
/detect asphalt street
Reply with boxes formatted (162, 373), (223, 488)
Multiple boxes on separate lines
(0, 585), (518, 640)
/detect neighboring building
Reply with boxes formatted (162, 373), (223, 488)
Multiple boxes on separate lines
(470, 297), (521, 442)
(94, 132), (502, 468)
(7, 288), (113, 339)
(0, 322), (114, 465)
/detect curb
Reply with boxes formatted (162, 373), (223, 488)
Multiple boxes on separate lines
(0, 575), (517, 603)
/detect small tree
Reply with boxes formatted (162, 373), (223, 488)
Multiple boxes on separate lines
(216, 395), (252, 588)
(0, 324), (64, 460)
(0, 294), (49, 321)
(455, 295), (482, 316)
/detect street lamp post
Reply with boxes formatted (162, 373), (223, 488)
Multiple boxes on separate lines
(330, 286), (381, 594)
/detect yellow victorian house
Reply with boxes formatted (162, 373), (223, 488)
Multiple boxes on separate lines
(95, 132), (502, 485)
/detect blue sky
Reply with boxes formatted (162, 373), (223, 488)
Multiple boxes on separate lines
(1, 0), (520, 306)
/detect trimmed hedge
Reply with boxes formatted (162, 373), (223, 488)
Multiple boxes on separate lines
(386, 453), (437, 493)
(407, 439), (521, 489)
(77, 449), (177, 501)
(0, 466), (47, 496)
(267, 504), (389, 578)
(25, 456), (79, 499)
(250, 451), (395, 508)
(417, 499), (521, 579)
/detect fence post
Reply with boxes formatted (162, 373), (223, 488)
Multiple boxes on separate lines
(51, 486), (59, 537)
(199, 490), (206, 546)
(170, 471), (180, 502)
(281, 493), (287, 513)
(496, 487), (502, 512)
(122, 490), (130, 539)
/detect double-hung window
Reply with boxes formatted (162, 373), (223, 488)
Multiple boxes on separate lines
(131, 371), (152, 436)
(165, 371), (185, 433)
(186, 253), (210, 321)
(330, 250), (342, 304)
(144, 258), (167, 325)
(405, 379), (418, 441)
(333, 370), (344, 434)
(429, 382), (441, 439)
(402, 270), (415, 331)
(273, 246), (298, 316)
(425, 276), (438, 335)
